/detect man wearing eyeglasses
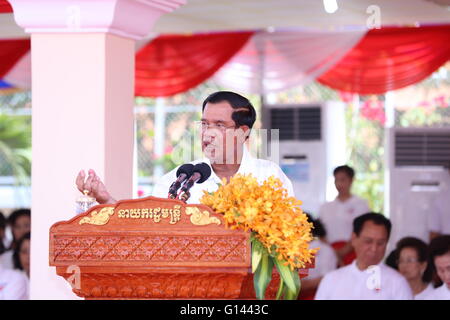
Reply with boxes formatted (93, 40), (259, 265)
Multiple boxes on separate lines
(76, 91), (294, 204)
(315, 213), (413, 300)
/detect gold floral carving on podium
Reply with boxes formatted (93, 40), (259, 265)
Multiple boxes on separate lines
(79, 207), (115, 226)
(185, 207), (221, 226)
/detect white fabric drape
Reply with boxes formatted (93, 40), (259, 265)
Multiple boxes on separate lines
(213, 29), (366, 94)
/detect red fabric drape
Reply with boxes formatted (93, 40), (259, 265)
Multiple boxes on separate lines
(318, 25), (450, 94)
(135, 32), (253, 97)
(0, 0), (12, 13)
(0, 39), (30, 78)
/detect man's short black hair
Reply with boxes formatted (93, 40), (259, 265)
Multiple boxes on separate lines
(333, 165), (355, 179)
(396, 237), (433, 282)
(202, 91), (256, 129)
(353, 212), (392, 239)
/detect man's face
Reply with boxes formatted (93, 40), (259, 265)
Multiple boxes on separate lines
(201, 102), (249, 164)
(435, 252), (450, 289)
(334, 171), (353, 195)
(352, 220), (389, 268)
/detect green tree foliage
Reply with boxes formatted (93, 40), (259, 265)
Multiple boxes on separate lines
(0, 114), (32, 184)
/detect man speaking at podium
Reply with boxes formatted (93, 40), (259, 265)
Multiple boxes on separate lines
(75, 91), (294, 204)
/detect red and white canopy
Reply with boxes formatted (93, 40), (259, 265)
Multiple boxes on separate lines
(1, 0), (450, 95)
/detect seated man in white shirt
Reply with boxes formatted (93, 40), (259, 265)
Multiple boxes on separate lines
(318, 165), (370, 265)
(75, 91), (294, 204)
(424, 235), (450, 300)
(315, 212), (413, 300)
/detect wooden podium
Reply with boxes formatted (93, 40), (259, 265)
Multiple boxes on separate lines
(49, 196), (312, 299)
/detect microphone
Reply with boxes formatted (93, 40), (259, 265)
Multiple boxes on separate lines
(179, 162), (212, 202)
(168, 164), (194, 199)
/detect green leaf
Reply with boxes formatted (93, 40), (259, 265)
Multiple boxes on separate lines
(283, 271), (301, 300)
(273, 258), (300, 296)
(275, 277), (285, 300)
(251, 237), (264, 273)
(0, 114), (31, 183)
(252, 245), (263, 273)
(253, 250), (273, 300)
(284, 283), (300, 300)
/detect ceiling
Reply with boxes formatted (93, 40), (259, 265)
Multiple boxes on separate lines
(1, 0), (450, 39)
(152, 0), (450, 33)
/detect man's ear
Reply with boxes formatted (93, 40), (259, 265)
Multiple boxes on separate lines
(233, 126), (250, 141)
(241, 125), (250, 140)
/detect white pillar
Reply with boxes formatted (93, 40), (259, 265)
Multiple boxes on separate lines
(153, 97), (166, 179)
(9, 0), (184, 299)
(384, 92), (394, 218)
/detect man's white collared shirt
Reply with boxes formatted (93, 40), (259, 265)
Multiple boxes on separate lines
(152, 147), (295, 203)
(318, 196), (370, 243)
(315, 260), (413, 300)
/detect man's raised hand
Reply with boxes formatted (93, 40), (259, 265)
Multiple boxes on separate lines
(75, 169), (116, 204)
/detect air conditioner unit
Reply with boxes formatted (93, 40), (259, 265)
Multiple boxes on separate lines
(262, 102), (346, 215)
(386, 127), (450, 249)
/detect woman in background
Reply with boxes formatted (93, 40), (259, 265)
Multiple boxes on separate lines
(13, 232), (30, 277)
(0, 212), (6, 255)
(425, 235), (450, 299)
(12, 232), (30, 299)
(396, 237), (434, 299)
(0, 209), (30, 269)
